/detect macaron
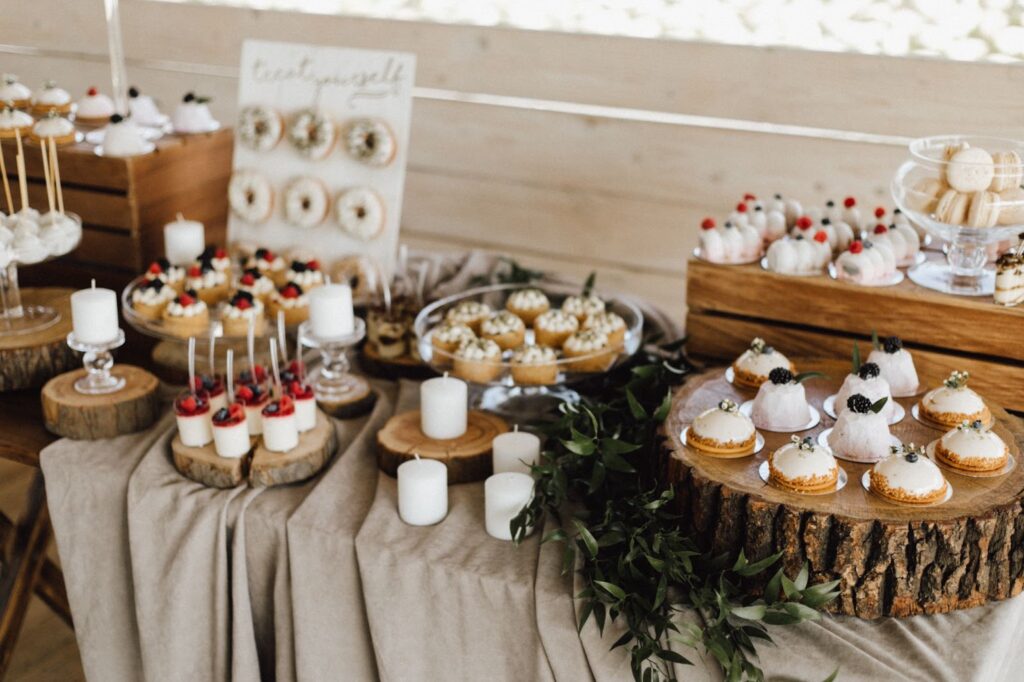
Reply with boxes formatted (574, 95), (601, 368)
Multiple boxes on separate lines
(990, 150), (1023, 193)
(946, 148), (995, 193)
(966, 190), (1000, 228)
(998, 187), (1024, 225)
(935, 189), (970, 225)
(910, 177), (947, 213)
(943, 141), (970, 161)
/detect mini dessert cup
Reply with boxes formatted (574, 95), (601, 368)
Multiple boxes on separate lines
(211, 402), (251, 458)
(287, 381), (317, 432)
(175, 391), (212, 447)
(261, 395), (298, 453)
(236, 382), (270, 436)
(193, 374), (227, 414)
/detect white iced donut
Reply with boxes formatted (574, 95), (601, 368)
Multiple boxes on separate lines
(343, 118), (396, 167)
(332, 255), (380, 301)
(228, 170), (274, 224)
(335, 187), (385, 241)
(287, 109), (335, 160)
(283, 177), (329, 228)
(237, 105), (283, 152)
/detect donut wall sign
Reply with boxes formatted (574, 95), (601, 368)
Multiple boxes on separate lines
(227, 39), (416, 279)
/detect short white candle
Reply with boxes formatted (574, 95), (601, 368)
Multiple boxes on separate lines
(492, 426), (541, 475)
(70, 284), (119, 344)
(485, 472), (534, 541)
(397, 456), (448, 526)
(420, 373), (467, 440)
(308, 284), (354, 339)
(163, 214), (205, 265)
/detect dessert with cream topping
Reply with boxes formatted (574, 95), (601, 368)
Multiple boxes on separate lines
(128, 86), (167, 127)
(510, 344), (558, 385)
(444, 300), (492, 334)
(0, 106), (33, 139)
(827, 393), (891, 463)
(0, 74), (31, 109)
(431, 322), (476, 356)
(868, 222), (921, 268)
(583, 311), (626, 348)
(235, 381), (269, 436)
(533, 309), (579, 348)
(245, 248), (288, 286)
(261, 395), (298, 453)
(101, 114), (149, 157)
(192, 373), (227, 414)
(835, 361), (896, 422)
(869, 443), (948, 505)
(995, 240), (1024, 307)
(750, 367), (814, 431)
(730, 337), (794, 389)
(935, 420), (1008, 473)
(237, 267), (275, 303)
(268, 282), (310, 326)
(286, 380), (317, 432)
(698, 217), (762, 264)
(222, 291), (265, 337)
(285, 258), (324, 290)
(172, 92), (218, 134)
(452, 338), (503, 383)
(561, 294), (605, 323)
(30, 112), (76, 146)
(764, 233), (831, 275)
(175, 392), (213, 448)
(211, 402), (250, 459)
(920, 371), (989, 428)
(74, 86), (115, 125)
(835, 239), (898, 285)
(768, 436), (838, 493)
(505, 288), (550, 325)
(480, 311), (526, 350)
(143, 258), (185, 292)
(866, 335), (919, 397)
(131, 277), (176, 320)
(686, 398), (757, 456)
(161, 290), (209, 337)
(198, 245), (232, 276)
(185, 261), (229, 305)
(30, 80), (72, 117)
(563, 329), (614, 372)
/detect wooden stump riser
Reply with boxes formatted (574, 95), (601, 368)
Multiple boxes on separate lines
(0, 288), (78, 392)
(41, 365), (161, 440)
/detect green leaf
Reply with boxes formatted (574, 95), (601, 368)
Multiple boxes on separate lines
(871, 329), (880, 350)
(658, 649), (691, 665)
(626, 389), (647, 419)
(582, 271), (597, 297)
(870, 396), (888, 414)
(783, 601), (823, 621)
(733, 551), (782, 577)
(594, 580), (627, 601)
(851, 341), (862, 374)
(602, 449), (637, 473)
(561, 437), (596, 456)
(653, 389), (673, 422)
(577, 599), (594, 633)
(601, 438), (642, 455)
(794, 371), (827, 385)
(730, 604), (767, 621)
(794, 563), (809, 591)
(654, 574), (668, 609)
(822, 667), (840, 682)
(573, 519), (599, 558)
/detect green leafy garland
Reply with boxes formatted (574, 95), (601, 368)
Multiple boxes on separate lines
(512, 343), (839, 682)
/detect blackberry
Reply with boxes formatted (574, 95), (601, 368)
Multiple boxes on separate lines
(904, 451), (919, 463)
(821, 217), (831, 225)
(129, 86), (140, 98)
(213, 407), (230, 422)
(883, 336), (903, 354)
(847, 394), (872, 414)
(768, 367), (794, 385)
(857, 362), (880, 380)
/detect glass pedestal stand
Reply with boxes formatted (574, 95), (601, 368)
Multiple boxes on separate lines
(477, 384), (581, 422)
(298, 319), (367, 403)
(67, 329), (127, 394)
(1, 262), (61, 335)
(908, 238), (995, 297)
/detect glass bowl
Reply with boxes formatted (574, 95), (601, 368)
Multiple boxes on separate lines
(891, 135), (1024, 296)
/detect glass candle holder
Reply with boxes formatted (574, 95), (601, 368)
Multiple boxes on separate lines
(66, 328), (126, 394)
(297, 318), (366, 402)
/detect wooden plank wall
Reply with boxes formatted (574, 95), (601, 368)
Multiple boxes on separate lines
(3, 0), (1024, 322)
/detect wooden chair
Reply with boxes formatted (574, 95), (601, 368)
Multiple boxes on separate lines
(0, 389), (73, 679)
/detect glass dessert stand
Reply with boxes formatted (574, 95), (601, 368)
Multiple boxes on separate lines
(415, 282), (644, 419)
(892, 135), (1024, 296)
(0, 212), (82, 336)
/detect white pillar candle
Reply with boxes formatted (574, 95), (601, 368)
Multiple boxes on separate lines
(163, 214), (205, 265)
(397, 456), (448, 526)
(308, 283), (354, 339)
(492, 426), (541, 475)
(70, 284), (119, 344)
(420, 374), (468, 440)
(485, 472), (534, 541)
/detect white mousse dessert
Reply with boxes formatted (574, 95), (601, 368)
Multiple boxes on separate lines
(920, 371), (989, 427)
(175, 392), (213, 447)
(287, 382), (317, 432)
(834, 362), (895, 422)
(765, 233), (831, 275)
(827, 393), (892, 463)
(935, 420), (1008, 473)
(102, 114), (149, 157)
(685, 398), (757, 455)
(750, 367), (812, 431)
(128, 85), (167, 127)
(866, 335), (919, 397)
(698, 216), (762, 264)
(768, 435), (838, 493)
(731, 337), (794, 388)
(172, 92), (218, 134)
(261, 397), (298, 453)
(211, 403), (250, 459)
(235, 382), (269, 436)
(869, 444), (948, 504)
(835, 239), (898, 285)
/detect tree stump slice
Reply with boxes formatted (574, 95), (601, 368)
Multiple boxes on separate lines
(0, 288), (78, 392)
(41, 365), (161, 440)
(359, 342), (435, 381)
(663, 358), (1024, 619)
(316, 375), (377, 419)
(171, 436), (247, 489)
(250, 411), (336, 487)
(377, 410), (509, 483)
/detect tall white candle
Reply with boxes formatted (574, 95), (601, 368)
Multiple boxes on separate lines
(492, 426), (541, 475)
(485, 472), (534, 541)
(397, 456), (448, 526)
(163, 214), (205, 265)
(308, 283), (354, 339)
(420, 374), (467, 440)
(70, 283), (119, 344)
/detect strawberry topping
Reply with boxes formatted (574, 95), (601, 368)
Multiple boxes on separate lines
(174, 392), (209, 417)
(214, 247), (227, 259)
(796, 216), (813, 230)
(307, 259), (320, 271)
(874, 206), (886, 218)
(743, 193), (756, 201)
(236, 297), (252, 310)
(188, 265), (202, 277)
(281, 284), (300, 299)
(813, 230), (828, 243)
(87, 86), (98, 96)
(849, 241), (864, 254)
(240, 272), (255, 285)
(178, 292), (196, 306)
(148, 262), (163, 274)
(735, 202), (748, 213)
(874, 224), (888, 234)
(844, 197), (856, 208)
(287, 380), (315, 400)
(700, 218), (716, 230)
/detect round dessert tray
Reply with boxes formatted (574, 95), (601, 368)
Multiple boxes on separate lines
(679, 426), (765, 458)
(815, 427), (901, 463)
(924, 439), (1017, 479)
(692, 246), (761, 266)
(822, 394), (905, 425)
(664, 358), (1024, 619)
(827, 263), (905, 287)
(758, 257), (825, 277)
(911, 402), (995, 431)
(756, 460), (849, 495)
(41, 364), (160, 439)
(859, 470), (953, 507)
(738, 400), (820, 432)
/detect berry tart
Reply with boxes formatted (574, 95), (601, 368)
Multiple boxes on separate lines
(505, 288), (550, 326)
(211, 402), (251, 459)
(193, 373), (227, 414)
(286, 380), (318, 432)
(562, 329), (614, 373)
(750, 367), (813, 431)
(235, 381), (270, 436)
(730, 338), (794, 389)
(920, 371), (989, 428)
(510, 344), (559, 385)
(185, 261), (230, 306)
(261, 395), (298, 453)
(828, 394), (892, 463)
(764, 233), (830, 275)
(935, 420), (1009, 473)
(698, 217), (762, 264)
(143, 258), (186, 292)
(130, 278), (176, 320)
(285, 259), (325, 290)
(834, 239), (898, 285)
(686, 399), (757, 456)
(866, 335), (919, 397)
(245, 248), (288, 286)
(583, 311), (627, 348)
(430, 322), (476, 356)
(452, 338), (503, 383)
(198, 246), (233, 277)
(835, 361), (895, 422)
(269, 282), (310, 327)
(222, 290), (266, 337)
(444, 300), (492, 334)
(237, 267), (275, 304)
(869, 444), (948, 505)
(768, 436), (839, 493)
(480, 311), (527, 351)
(561, 294), (605, 324)
(175, 392), (212, 448)
(161, 290), (209, 337)
(533, 309), (579, 348)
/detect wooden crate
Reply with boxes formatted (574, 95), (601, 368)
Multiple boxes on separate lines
(685, 256), (1024, 412)
(5, 129), (232, 290)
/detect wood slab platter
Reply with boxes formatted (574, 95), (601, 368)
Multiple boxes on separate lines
(315, 374), (377, 420)
(0, 288), (78, 392)
(664, 358), (1024, 619)
(377, 409), (509, 484)
(41, 365), (161, 440)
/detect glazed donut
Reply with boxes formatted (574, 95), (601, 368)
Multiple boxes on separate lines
(335, 187), (385, 241)
(237, 105), (283, 152)
(332, 255), (380, 301)
(343, 118), (396, 167)
(287, 109), (335, 160)
(282, 176), (329, 228)
(228, 170), (274, 224)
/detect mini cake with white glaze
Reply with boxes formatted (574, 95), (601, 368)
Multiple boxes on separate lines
(768, 435), (838, 493)
(510, 344), (558, 385)
(452, 338), (503, 383)
(935, 420), (1008, 473)
(30, 112), (76, 146)
(0, 106), (33, 139)
(100, 114), (149, 157)
(827, 393), (892, 463)
(686, 398), (757, 456)
(175, 392), (212, 448)
(835, 239), (897, 285)
(869, 443), (948, 505)
(835, 361), (895, 422)
(730, 337), (794, 389)
(128, 86), (166, 127)
(750, 367), (813, 431)
(920, 371), (989, 428)
(698, 217), (762, 264)
(867, 222), (921, 268)
(30, 80), (72, 117)
(505, 288), (550, 325)
(866, 335), (919, 397)
(533, 309), (579, 348)
(0, 74), (32, 109)
(172, 92), (218, 134)
(764, 233), (831, 275)
(74, 87), (114, 125)
(766, 192), (804, 229)
(480, 311), (526, 350)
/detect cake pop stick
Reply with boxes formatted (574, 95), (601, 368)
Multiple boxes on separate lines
(49, 138), (64, 215)
(0, 140), (13, 214)
(268, 337), (282, 400)
(14, 129), (28, 211)
(39, 139), (55, 214)
(187, 336), (197, 396)
(226, 349), (235, 403)
(277, 310), (288, 366)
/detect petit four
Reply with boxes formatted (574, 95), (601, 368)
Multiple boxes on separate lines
(30, 112), (76, 146)
(222, 291), (265, 337)
(835, 361), (895, 422)
(505, 288), (550, 325)
(235, 382), (270, 436)
(268, 282), (310, 327)
(261, 395), (298, 453)
(480, 311), (526, 350)
(0, 106), (33, 139)
(237, 267), (275, 303)
(0, 74), (32, 109)
(172, 92), (218, 134)
(583, 311), (627, 348)
(562, 294), (605, 323)
(245, 248), (288, 285)
(533, 309), (579, 348)
(866, 335), (919, 397)
(285, 259), (324, 290)
(730, 337), (794, 389)
(563, 329), (613, 373)
(920, 371), (989, 428)
(185, 261), (229, 305)
(130, 278), (176, 320)
(838, 197), (863, 231)
(510, 345), (558, 385)
(74, 87), (115, 125)
(827, 393), (892, 463)
(834, 239), (897, 285)
(815, 218), (856, 253)
(445, 300), (492, 334)
(144, 258), (186, 292)
(768, 436), (838, 493)
(686, 399), (757, 456)
(30, 80), (72, 117)
(161, 290), (209, 337)
(211, 403), (250, 458)
(764, 233), (830, 275)
(286, 381), (317, 432)
(935, 420), (1008, 473)
(453, 338), (503, 383)
(698, 217), (761, 264)
(175, 392), (212, 448)
(128, 86), (166, 127)
(869, 444), (948, 505)
(750, 367), (813, 431)
(994, 242), (1024, 307)
(431, 322), (476, 355)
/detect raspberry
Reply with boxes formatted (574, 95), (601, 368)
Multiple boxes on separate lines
(181, 396), (196, 412)
(700, 218), (716, 230)
(735, 202), (748, 213)
(215, 248), (227, 259)
(847, 394), (872, 414)
(148, 262), (162, 274)
(844, 197), (856, 208)
(281, 284), (301, 299)
(236, 385), (254, 401)
(813, 230), (828, 243)
(883, 336), (903, 354)
(874, 224), (888, 234)
(178, 293), (195, 306)
(241, 273), (255, 285)
(743, 193), (756, 201)
(858, 362), (880, 379)
(307, 259), (320, 270)
(188, 265), (201, 277)
(236, 298), (251, 310)
(796, 216), (813, 230)
(849, 241), (864, 254)
(768, 367), (793, 385)
(88, 86), (98, 96)
(874, 207), (886, 218)
(289, 381), (302, 395)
